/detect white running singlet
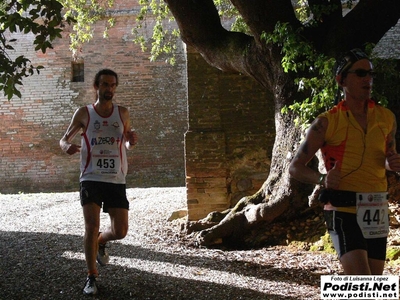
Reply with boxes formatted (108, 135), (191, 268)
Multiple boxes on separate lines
(80, 104), (128, 184)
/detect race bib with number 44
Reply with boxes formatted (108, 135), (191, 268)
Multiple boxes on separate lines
(356, 192), (389, 239)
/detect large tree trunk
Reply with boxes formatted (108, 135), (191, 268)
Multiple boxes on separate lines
(189, 109), (319, 247)
(164, 0), (400, 247)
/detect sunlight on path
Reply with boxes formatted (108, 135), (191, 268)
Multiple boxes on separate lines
(61, 250), (318, 298)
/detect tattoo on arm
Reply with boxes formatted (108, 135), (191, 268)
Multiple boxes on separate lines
(311, 118), (324, 133)
(295, 117), (326, 160)
(299, 141), (309, 156)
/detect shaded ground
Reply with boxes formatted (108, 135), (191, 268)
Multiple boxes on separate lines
(0, 187), (399, 300)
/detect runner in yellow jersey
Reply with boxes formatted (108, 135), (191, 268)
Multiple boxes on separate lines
(289, 49), (400, 275)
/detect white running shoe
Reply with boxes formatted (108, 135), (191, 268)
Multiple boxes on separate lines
(83, 275), (98, 295)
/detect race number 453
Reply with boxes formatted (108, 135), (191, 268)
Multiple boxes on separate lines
(96, 158), (115, 169)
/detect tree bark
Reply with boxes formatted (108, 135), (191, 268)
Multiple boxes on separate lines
(164, 0), (400, 247)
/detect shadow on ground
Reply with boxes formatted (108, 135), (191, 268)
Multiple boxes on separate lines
(0, 231), (320, 300)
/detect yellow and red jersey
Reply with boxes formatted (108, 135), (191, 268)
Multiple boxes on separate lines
(319, 99), (394, 193)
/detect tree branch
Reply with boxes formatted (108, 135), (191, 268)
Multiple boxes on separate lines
(319, 0), (400, 54)
(307, 0), (343, 27)
(163, 0), (289, 89)
(231, 0), (300, 38)
(164, 0), (258, 74)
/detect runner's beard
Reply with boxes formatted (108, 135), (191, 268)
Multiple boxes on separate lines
(103, 92), (113, 100)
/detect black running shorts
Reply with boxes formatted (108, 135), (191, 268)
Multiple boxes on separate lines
(80, 181), (129, 212)
(323, 210), (387, 260)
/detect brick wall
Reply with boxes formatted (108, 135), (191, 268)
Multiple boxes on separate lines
(185, 47), (275, 220)
(183, 20), (400, 220)
(0, 8), (188, 193)
(3, 3), (398, 221)
(0, 4), (277, 222)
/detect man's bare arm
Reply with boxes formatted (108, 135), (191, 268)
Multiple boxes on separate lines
(385, 118), (400, 171)
(60, 107), (86, 155)
(289, 117), (327, 185)
(119, 106), (138, 150)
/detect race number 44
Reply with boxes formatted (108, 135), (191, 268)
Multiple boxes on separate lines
(356, 192), (389, 239)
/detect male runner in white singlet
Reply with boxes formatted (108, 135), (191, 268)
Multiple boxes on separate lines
(60, 69), (138, 295)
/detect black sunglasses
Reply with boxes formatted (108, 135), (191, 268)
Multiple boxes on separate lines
(346, 69), (377, 78)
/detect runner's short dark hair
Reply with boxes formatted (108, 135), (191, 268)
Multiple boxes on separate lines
(93, 69), (119, 87)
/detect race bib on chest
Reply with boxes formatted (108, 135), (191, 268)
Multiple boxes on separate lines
(356, 192), (389, 239)
(91, 144), (121, 175)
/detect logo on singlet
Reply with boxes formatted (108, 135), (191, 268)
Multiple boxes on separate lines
(91, 137), (117, 146)
(94, 120), (101, 130)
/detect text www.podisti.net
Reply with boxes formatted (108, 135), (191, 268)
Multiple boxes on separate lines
(320, 275), (399, 299)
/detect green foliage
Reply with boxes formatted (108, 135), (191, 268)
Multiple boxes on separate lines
(262, 22), (336, 129)
(1, 0), (395, 112)
(260, 21), (394, 129)
(370, 58), (400, 108)
(214, 0), (249, 34)
(133, 0), (179, 64)
(293, 0), (311, 23)
(386, 246), (400, 261)
(0, 0), (74, 100)
(60, 0), (115, 56)
(309, 232), (336, 254)
(132, 0), (248, 64)
(0, 0), (117, 100)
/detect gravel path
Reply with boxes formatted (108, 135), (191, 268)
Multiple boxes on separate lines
(0, 187), (398, 300)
